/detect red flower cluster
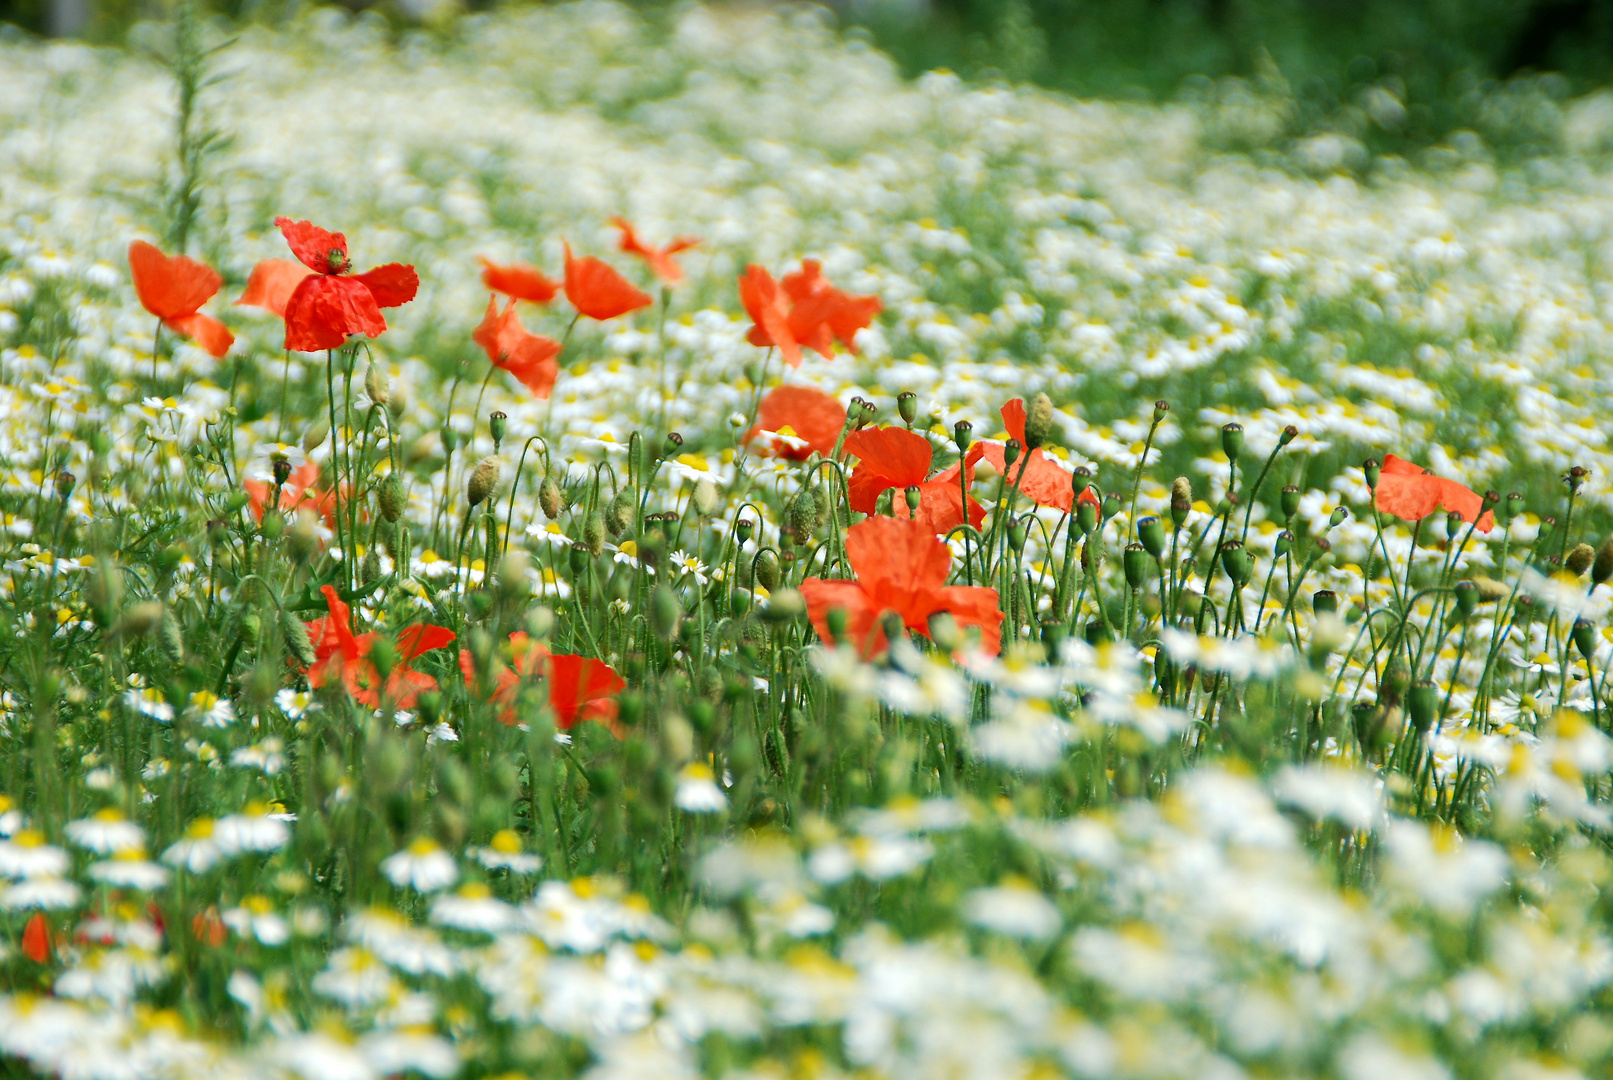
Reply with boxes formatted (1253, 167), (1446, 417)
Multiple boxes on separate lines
(1373, 454), (1495, 532)
(745, 385), (847, 461)
(967, 398), (1097, 514)
(459, 632), (626, 734)
(843, 426), (984, 535)
(799, 516), (1001, 658)
(303, 586), (454, 709)
(128, 241), (234, 358)
(474, 299), (562, 399)
(275, 218), (419, 352)
(739, 260), (881, 368)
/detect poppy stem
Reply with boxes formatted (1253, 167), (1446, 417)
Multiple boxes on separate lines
(1127, 414), (1163, 542)
(276, 348), (292, 444)
(324, 348), (346, 595)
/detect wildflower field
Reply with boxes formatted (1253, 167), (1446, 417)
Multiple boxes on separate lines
(13, 2), (1613, 1077)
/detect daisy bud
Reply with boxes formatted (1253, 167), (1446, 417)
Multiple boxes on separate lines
(663, 432), (684, 457)
(735, 518), (754, 545)
(282, 609), (317, 666)
(302, 420), (329, 455)
(1280, 484), (1300, 520)
(1153, 400), (1169, 422)
(1123, 543), (1150, 589)
(904, 486), (922, 513)
(1574, 618), (1598, 659)
(1454, 580), (1479, 619)
(488, 411), (507, 450)
(953, 420), (973, 453)
(927, 611), (961, 652)
(467, 457), (501, 508)
(606, 490), (636, 538)
(1567, 543), (1596, 578)
(1137, 515), (1165, 558)
(754, 550), (781, 591)
(693, 480), (719, 517)
(1220, 422), (1244, 463)
(378, 475), (405, 523)
(272, 456), (293, 488)
(1312, 590), (1338, 616)
(539, 476), (564, 520)
(364, 362), (390, 408)
(1363, 457), (1381, 490)
(583, 512), (606, 556)
(1407, 680), (1439, 734)
(651, 585), (681, 640)
(897, 391), (919, 426)
(1023, 393), (1054, 451)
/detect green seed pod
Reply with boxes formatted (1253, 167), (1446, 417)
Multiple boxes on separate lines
(488, 410), (507, 449)
(302, 419), (329, 455)
(1567, 543), (1596, 578)
(754, 550), (781, 592)
(1076, 498), (1099, 536)
(1594, 537), (1613, 586)
(1102, 492), (1122, 520)
(764, 587), (805, 624)
(1007, 518), (1027, 554)
(735, 518), (754, 545)
(1280, 484), (1300, 520)
(583, 511), (606, 556)
(1329, 506), (1350, 529)
(953, 419), (973, 453)
(1407, 680), (1439, 735)
(1220, 422), (1244, 463)
(369, 636), (398, 682)
(1022, 392), (1054, 452)
(1380, 659), (1411, 706)
(729, 589), (752, 615)
(439, 424), (458, 455)
(568, 542), (590, 575)
(897, 391), (919, 426)
(539, 476), (564, 520)
(1002, 438), (1022, 470)
(1219, 541), (1252, 588)
(1573, 618), (1598, 660)
(651, 585), (681, 640)
(467, 456), (501, 509)
(1136, 515), (1165, 559)
(1274, 530), (1292, 558)
(1313, 590), (1338, 616)
(1500, 492), (1523, 525)
(378, 475), (405, 523)
(283, 609), (316, 666)
(1071, 466), (1093, 502)
(904, 485), (922, 514)
(1040, 617), (1066, 663)
(825, 604), (850, 644)
(1278, 424), (1298, 446)
(1363, 457), (1381, 490)
(1152, 400), (1169, 422)
(1123, 543), (1150, 589)
(1454, 580), (1479, 619)
(663, 432), (684, 458)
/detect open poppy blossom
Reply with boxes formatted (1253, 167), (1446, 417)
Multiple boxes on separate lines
(235, 259), (313, 320)
(478, 256), (559, 305)
(473, 298), (563, 399)
(966, 398), (1095, 514)
(562, 242), (653, 321)
(739, 260), (881, 368)
(745, 385), (846, 461)
(843, 426), (985, 535)
(459, 632), (625, 735)
(275, 217), (419, 353)
(610, 217), (700, 285)
(303, 585), (454, 710)
(799, 516), (1001, 658)
(243, 461), (337, 525)
(128, 240), (235, 358)
(1374, 454), (1495, 532)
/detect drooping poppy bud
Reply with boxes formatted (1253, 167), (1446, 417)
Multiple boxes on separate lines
(583, 512), (606, 556)
(1022, 392), (1054, 451)
(754, 550), (780, 592)
(302, 419), (329, 454)
(378, 475), (405, 523)
(365, 361), (390, 408)
(539, 476), (564, 520)
(467, 456), (501, 508)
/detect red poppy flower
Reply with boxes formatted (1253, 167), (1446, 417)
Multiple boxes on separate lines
(478, 256), (559, 305)
(610, 217), (700, 285)
(275, 218), (419, 353)
(459, 632), (625, 735)
(744, 385), (846, 461)
(243, 461), (337, 525)
(128, 240), (235, 358)
(473, 298), (563, 399)
(843, 426), (985, 535)
(563, 242), (653, 321)
(966, 398), (1095, 514)
(191, 907), (227, 948)
(304, 585), (454, 709)
(1374, 453), (1495, 532)
(21, 912), (49, 964)
(235, 258), (314, 319)
(799, 516), (1001, 658)
(739, 260), (881, 368)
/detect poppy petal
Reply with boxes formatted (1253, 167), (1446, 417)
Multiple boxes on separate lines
(283, 275), (387, 352)
(22, 912), (50, 964)
(128, 240), (222, 321)
(563, 242), (654, 321)
(165, 312), (234, 358)
(739, 264), (801, 367)
(353, 263), (420, 309)
(396, 623), (455, 660)
(478, 256), (560, 304)
(275, 217), (348, 274)
(898, 478), (985, 535)
(933, 585), (1003, 654)
(843, 426), (935, 514)
(798, 578), (883, 656)
(843, 515), (953, 612)
(746, 385), (845, 460)
(236, 258), (314, 318)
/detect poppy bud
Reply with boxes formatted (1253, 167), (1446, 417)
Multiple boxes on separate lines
(764, 587), (805, 623)
(1085, 618), (1111, 645)
(928, 611), (961, 652)
(539, 476), (564, 520)
(1007, 517), (1027, 554)
(744, 361), (764, 387)
(583, 512), (606, 556)
(1003, 438), (1022, 470)
(1153, 400), (1169, 422)
(905, 485), (922, 513)
(1279, 424), (1298, 446)
(488, 410), (507, 450)
(1593, 537), (1613, 586)
(1565, 542), (1596, 578)
(1329, 506), (1350, 529)
(1023, 393), (1054, 451)
(1137, 515), (1165, 558)
(361, 547), (382, 586)
(729, 588), (751, 615)
(825, 604), (849, 644)
(1071, 466), (1092, 501)
(786, 492), (815, 542)
(302, 420), (329, 455)
(735, 518), (754, 546)
(754, 549), (780, 591)
(1407, 680), (1439, 734)
(283, 610), (316, 667)
(467, 456), (501, 508)
(378, 475), (405, 523)
(693, 480), (719, 518)
(1363, 457), (1381, 490)
(953, 420), (973, 453)
(440, 424), (459, 455)
(1275, 530), (1292, 558)
(1574, 618), (1599, 659)
(364, 362), (390, 408)
(1280, 484), (1300, 520)
(897, 391), (919, 426)
(1076, 498), (1099, 536)
(272, 456), (293, 488)
(1219, 540), (1252, 588)
(1123, 543), (1149, 589)
(1313, 589), (1338, 616)
(1454, 580), (1479, 619)
(1220, 422), (1244, 463)
(606, 489), (636, 538)
(651, 585), (681, 640)
(1170, 477), (1192, 528)
(663, 432), (684, 458)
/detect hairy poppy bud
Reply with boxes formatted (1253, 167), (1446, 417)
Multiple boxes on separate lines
(1220, 422), (1244, 463)
(1280, 484), (1300, 520)
(1567, 543), (1596, 578)
(1153, 400), (1169, 421)
(1071, 466), (1092, 501)
(272, 456), (293, 488)
(663, 432), (684, 458)
(377, 475), (404, 523)
(583, 512), (606, 556)
(953, 420), (973, 453)
(897, 391), (919, 426)
(904, 485), (922, 513)
(1407, 680), (1439, 734)
(810, 488), (831, 533)
(651, 585), (681, 640)
(1313, 589), (1338, 616)
(467, 457), (501, 508)
(693, 480), (719, 517)
(1003, 438), (1022, 470)
(1123, 543), (1149, 589)
(1363, 457), (1381, 490)
(1023, 393), (1054, 451)
(364, 361), (390, 408)
(606, 489), (636, 538)
(754, 549), (780, 592)
(787, 493), (816, 542)
(1170, 477), (1192, 528)
(119, 599), (164, 639)
(735, 518), (754, 546)
(1137, 515), (1165, 558)
(361, 547), (381, 586)
(488, 411), (507, 449)
(282, 608), (317, 666)
(1454, 580), (1479, 619)
(302, 419), (329, 455)
(539, 476), (564, 520)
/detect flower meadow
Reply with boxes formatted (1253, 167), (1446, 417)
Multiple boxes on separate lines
(11, 3), (1613, 1078)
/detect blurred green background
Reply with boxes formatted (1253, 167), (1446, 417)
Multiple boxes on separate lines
(5, 0), (1613, 162)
